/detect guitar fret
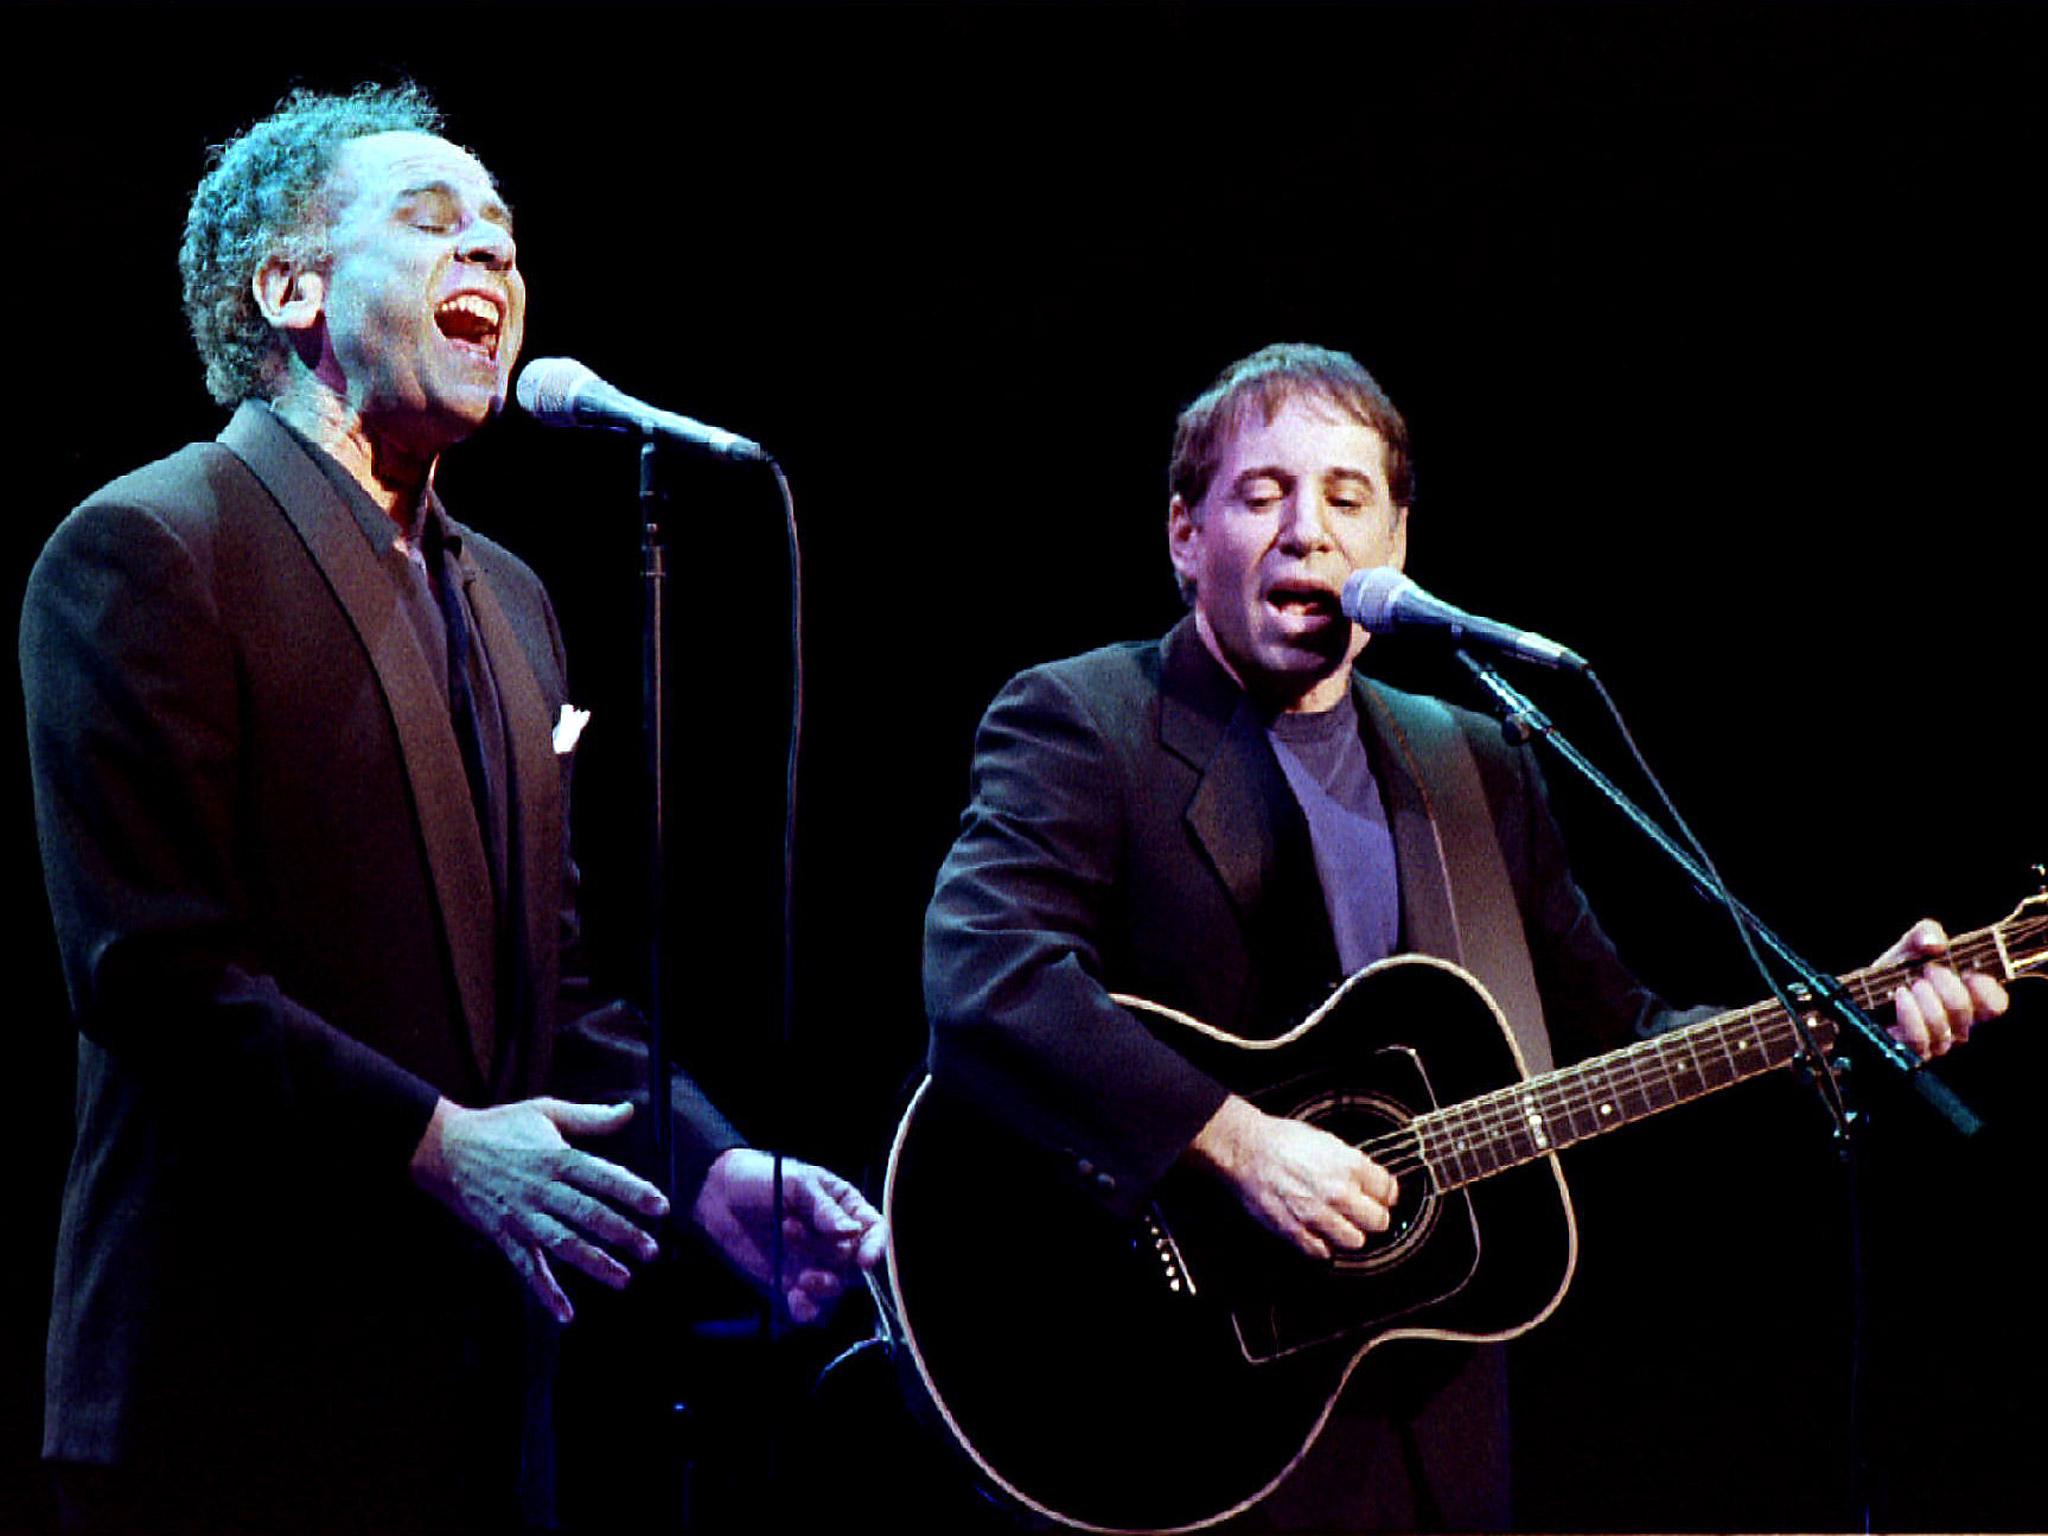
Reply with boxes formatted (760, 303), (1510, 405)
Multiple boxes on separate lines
(1420, 999), (1830, 1191)
(1694, 1018), (1742, 1089)
(1401, 897), (2043, 1195)
(1586, 1055), (1630, 1134)
(1597, 1056), (1646, 1122)
(1467, 1101), (1511, 1176)
(1419, 1112), (1472, 1191)
(1657, 1032), (1704, 1106)
(1538, 1083), (1585, 1147)
(1630, 1042), (1681, 1113)
(1548, 1074), (1605, 1146)
(1428, 1102), (1485, 1187)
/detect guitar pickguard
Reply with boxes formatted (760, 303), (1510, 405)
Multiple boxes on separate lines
(1189, 1044), (1485, 1363)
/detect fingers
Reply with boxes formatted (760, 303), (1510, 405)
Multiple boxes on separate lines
(1894, 968), (1972, 1057)
(543, 1177), (660, 1265)
(1967, 971), (2011, 1018)
(1892, 961), (2008, 1059)
(1286, 1213), (1359, 1263)
(853, 1213), (890, 1271)
(1268, 1154), (1399, 1261)
(1359, 1159), (1400, 1210)
(516, 1207), (634, 1291)
(421, 1099), (674, 1315)
(1311, 1172), (1398, 1253)
(563, 1147), (670, 1223)
(786, 1267), (846, 1325)
(535, 1097), (636, 1137)
(502, 1168), (665, 1322)
(494, 1226), (574, 1325)
(767, 1161), (887, 1274)
(497, 1209), (638, 1326)
(1879, 917), (2011, 1061)
(1922, 967), (1976, 1041)
(1899, 918), (1950, 963)
(774, 1164), (860, 1232)
(1890, 982), (1935, 1057)
(1209, 1112), (1402, 1262)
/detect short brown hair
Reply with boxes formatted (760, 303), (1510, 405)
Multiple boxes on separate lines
(1168, 342), (1414, 512)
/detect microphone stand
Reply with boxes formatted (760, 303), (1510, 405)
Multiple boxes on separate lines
(634, 437), (694, 1528)
(1453, 649), (1985, 1533)
(641, 438), (676, 1213)
(1453, 650), (1980, 1136)
(637, 436), (805, 1529)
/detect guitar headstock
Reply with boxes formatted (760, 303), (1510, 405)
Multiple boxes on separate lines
(1991, 871), (2048, 983)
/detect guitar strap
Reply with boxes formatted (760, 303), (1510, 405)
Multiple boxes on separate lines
(1373, 690), (1556, 1076)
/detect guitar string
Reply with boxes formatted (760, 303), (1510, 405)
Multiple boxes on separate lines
(1357, 999), (1810, 1170)
(1341, 916), (2042, 1190)
(1376, 920), (2037, 1185)
(1357, 1006), (1813, 1185)
(1406, 917), (2038, 1176)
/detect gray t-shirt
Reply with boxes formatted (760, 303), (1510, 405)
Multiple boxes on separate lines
(1267, 692), (1400, 973)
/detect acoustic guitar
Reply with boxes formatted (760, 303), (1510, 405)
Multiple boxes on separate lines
(883, 892), (2044, 1533)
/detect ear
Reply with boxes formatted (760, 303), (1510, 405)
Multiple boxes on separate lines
(1167, 493), (1201, 591)
(252, 254), (326, 335)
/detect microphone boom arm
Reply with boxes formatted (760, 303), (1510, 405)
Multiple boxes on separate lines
(1453, 649), (1982, 1139)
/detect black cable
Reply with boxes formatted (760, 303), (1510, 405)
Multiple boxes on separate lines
(1581, 667), (1852, 1136)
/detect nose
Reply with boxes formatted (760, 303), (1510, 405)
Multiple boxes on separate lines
(459, 218), (517, 273)
(1276, 490), (1335, 554)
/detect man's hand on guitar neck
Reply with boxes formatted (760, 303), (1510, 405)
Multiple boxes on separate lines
(1186, 1095), (1400, 1261)
(1879, 918), (2009, 1059)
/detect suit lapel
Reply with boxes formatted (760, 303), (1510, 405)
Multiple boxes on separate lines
(1158, 620), (1274, 924)
(220, 403), (499, 1077)
(1157, 621), (1342, 1020)
(1155, 621), (1464, 977)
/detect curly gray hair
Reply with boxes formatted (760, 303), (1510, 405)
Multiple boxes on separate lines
(179, 83), (443, 405)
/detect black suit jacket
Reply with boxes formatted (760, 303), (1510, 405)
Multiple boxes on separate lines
(21, 403), (740, 1516)
(924, 617), (1684, 1221)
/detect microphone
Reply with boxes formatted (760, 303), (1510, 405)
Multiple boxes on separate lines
(1341, 567), (1589, 673)
(515, 357), (770, 463)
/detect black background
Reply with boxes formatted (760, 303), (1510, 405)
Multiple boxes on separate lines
(4, 2), (2046, 1531)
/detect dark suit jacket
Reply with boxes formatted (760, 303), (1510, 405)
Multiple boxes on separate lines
(920, 619), (1696, 1528)
(21, 403), (740, 1521)
(924, 617), (1683, 1219)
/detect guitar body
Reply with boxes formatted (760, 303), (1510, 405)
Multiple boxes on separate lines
(884, 955), (1579, 1533)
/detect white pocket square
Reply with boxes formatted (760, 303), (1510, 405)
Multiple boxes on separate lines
(553, 705), (591, 755)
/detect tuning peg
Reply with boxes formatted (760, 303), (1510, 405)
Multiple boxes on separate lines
(2032, 862), (2048, 896)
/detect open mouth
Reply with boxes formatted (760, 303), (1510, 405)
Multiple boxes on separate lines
(434, 293), (504, 360)
(1267, 584), (1340, 621)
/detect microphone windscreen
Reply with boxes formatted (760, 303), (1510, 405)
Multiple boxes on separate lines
(1340, 567), (1415, 630)
(514, 357), (597, 423)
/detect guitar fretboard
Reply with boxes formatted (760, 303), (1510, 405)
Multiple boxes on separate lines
(1410, 912), (2040, 1192)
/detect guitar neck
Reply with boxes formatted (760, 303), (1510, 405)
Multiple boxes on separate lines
(1416, 917), (2019, 1193)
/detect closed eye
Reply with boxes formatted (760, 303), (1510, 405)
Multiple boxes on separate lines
(1237, 473), (1288, 510)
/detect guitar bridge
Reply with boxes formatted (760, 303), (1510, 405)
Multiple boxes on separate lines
(1141, 1211), (1196, 1298)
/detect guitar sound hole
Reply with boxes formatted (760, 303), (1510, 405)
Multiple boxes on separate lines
(1293, 1088), (1440, 1274)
